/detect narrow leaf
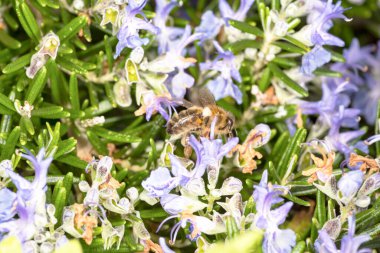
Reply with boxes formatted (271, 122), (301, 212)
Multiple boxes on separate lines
(26, 66), (48, 104)
(268, 62), (308, 97)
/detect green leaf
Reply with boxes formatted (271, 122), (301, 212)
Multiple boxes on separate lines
(272, 57), (298, 68)
(227, 39), (262, 54)
(313, 68), (342, 78)
(56, 56), (96, 74)
(54, 138), (77, 158)
(0, 93), (16, 112)
(63, 172), (73, 202)
(20, 117), (34, 135)
(53, 187), (66, 226)
(229, 19), (264, 36)
(0, 126), (20, 160)
(283, 35), (310, 53)
(32, 105), (70, 118)
(0, 30), (22, 49)
(2, 53), (32, 74)
(26, 66), (48, 104)
(291, 241), (306, 253)
(277, 128), (307, 179)
(15, 1), (41, 43)
(57, 16), (88, 42)
(86, 130), (108, 154)
(273, 41), (306, 54)
(90, 126), (141, 143)
(268, 62), (308, 97)
(316, 190), (327, 225)
(284, 194), (310, 207)
(255, 104), (298, 123)
(3, 12), (19, 30)
(52, 179), (63, 203)
(258, 67), (272, 92)
(226, 215), (239, 238)
(57, 155), (87, 170)
(139, 209), (168, 219)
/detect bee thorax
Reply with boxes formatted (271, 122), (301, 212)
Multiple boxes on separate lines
(202, 107), (212, 117)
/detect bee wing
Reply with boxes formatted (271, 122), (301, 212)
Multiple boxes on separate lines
(189, 87), (216, 106)
(181, 99), (194, 109)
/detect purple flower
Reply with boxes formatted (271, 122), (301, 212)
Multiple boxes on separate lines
(141, 167), (180, 198)
(326, 129), (367, 158)
(148, 25), (203, 99)
(142, 152), (206, 197)
(201, 42), (243, 103)
(0, 188), (16, 223)
(253, 171), (295, 253)
(0, 149), (52, 242)
(189, 132), (238, 188)
(293, 0), (349, 47)
(351, 41), (380, 124)
(338, 170), (363, 199)
(114, 0), (159, 58)
(159, 237), (175, 253)
(154, 0), (184, 54)
(301, 45), (332, 75)
(195, 11), (223, 41)
(136, 91), (180, 121)
(365, 134), (380, 145)
(219, 0), (255, 22)
(353, 74), (380, 124)
(331, 39), (373, 86)
(310, 0), (349, 47)
(157, 194), (223, 243)
(315, 216), (371, 253)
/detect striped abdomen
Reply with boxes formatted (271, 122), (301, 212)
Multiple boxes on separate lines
(167, 107), (203, 135)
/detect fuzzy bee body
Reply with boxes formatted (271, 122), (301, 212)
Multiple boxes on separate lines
(167, 88), (235, 140)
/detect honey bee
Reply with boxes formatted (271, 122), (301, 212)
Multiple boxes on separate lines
(167, 88), (235, 155)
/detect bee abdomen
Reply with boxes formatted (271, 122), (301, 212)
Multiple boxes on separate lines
(167, 111), (203, 135)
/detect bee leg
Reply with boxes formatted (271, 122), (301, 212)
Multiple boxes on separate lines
(181, 134), (193, 158)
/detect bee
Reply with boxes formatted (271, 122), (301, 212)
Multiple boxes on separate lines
(167, 88), (235, 155)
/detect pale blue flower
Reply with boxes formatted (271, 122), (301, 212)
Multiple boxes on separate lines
(142, 153), (206, 197)
(338, 170), (363, 199)
(157, 194), (222, 243)
(294, 0), (349, 47)
(315, 216), (371, 253)
(253, 171), (295, 253)
(159, 237), (175, 253)
(331, 39), (373, 86)
(143, 94), (180, 121)
(201, 41), (243, 103)
(351, 41), (380, 125)
(0, 149), (52, 242)
(189, 134), (239, 178)
(154, 0), (184, 54)
(310, 0), (349, 47)
(142, 167), (180, 198)
(365, 134), (380, 145)
(0, 188), (16, 223)
(148, 25), (203, 99)
(301, 45), (332, 75)
(114, 0), (159, 58)
(195, 11), (223, 41)
(219, 0), (255, 22)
